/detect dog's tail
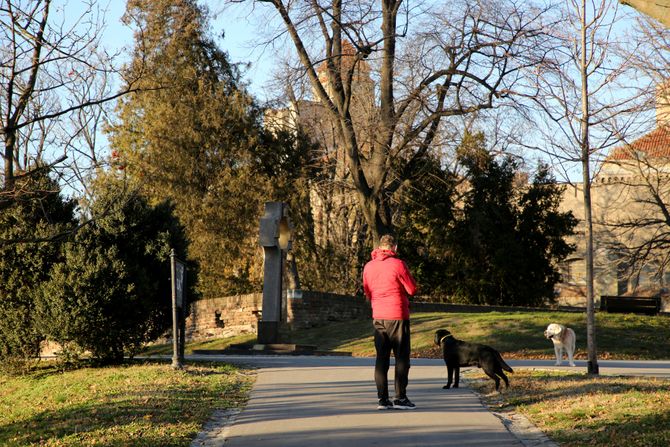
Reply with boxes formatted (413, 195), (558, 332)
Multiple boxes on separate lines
(496, 351), (514, 373)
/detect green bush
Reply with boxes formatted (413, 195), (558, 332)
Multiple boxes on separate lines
(0, 170), (75, 371)
(35, 184), (192, 364)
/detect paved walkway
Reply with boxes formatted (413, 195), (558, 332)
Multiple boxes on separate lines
(188, 356), (570, 447)
(187, 355), (670, 446)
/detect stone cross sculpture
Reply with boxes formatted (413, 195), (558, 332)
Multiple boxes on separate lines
(258, 202), (293, 344)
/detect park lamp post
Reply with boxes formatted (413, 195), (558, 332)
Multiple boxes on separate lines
(170, 248), (186, 370)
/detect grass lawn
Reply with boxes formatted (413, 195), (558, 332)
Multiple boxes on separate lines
(141, 333), (257, 356)
(0, 361), (254, 447)
(466, 370), (670, 447)
(160, 310), (670, 360)
(288, 310), (670, 359)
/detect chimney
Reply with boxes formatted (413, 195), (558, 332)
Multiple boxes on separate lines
(657, 81), (670, 126)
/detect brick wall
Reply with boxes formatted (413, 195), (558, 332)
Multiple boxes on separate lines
(185, 291), (371, 341)
(185, 293), (263, 340)
(286, 291), (371, 328)
(184, 292), (598, 342)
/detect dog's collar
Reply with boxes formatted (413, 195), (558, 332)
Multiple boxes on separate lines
(439, 334), (453, 344)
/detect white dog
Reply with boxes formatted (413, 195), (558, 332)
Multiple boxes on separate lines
(544, 323), (576, 367)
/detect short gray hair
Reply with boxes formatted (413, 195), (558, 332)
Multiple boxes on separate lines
(379, 234), (396, 249)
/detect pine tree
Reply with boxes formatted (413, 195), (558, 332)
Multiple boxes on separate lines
(108, 0), (269, 297)
(446, 132), (576, 306)
(395, 155), (457, 295)
(0, 169), (75, 369)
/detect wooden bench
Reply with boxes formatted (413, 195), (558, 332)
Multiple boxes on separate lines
(599, 295), (661, 315)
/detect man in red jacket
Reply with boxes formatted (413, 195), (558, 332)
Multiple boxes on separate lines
(363, 234), (418, 410)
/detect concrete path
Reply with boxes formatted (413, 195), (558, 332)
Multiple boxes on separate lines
(187, 355), (670, 446)
(508, 358), (670, 377)
(188, 356), (556, 447)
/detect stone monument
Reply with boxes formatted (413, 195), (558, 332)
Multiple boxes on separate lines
(258, 202), (292, 344)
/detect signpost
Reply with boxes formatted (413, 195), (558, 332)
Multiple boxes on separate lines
(171, 249), (186, 369)
(175, 260), (185, 307)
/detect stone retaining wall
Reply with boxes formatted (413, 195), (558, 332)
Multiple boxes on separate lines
(185, 293), (263, 340)
(185, 291), (372, 341)
(184, 292), (597, 342)
(285, 291), (371, 328)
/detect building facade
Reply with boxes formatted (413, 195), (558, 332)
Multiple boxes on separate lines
(557, 84), (670, 308)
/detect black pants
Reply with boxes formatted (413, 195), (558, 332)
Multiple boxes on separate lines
(373, 319), (411, 400)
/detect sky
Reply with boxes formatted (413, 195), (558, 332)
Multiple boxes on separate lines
(100, 1), (276, 100)
(96, 0), (656, 105)
(38, 0), (277, 197)
(71, 0), (664, 186)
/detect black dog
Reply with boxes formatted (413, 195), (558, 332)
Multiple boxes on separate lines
(434, 329), (513, 391)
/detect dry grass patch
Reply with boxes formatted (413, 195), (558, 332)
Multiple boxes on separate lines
(141, 333), (257, 356)
(0, 361), (254, 447)
(465, 369), (670, 446)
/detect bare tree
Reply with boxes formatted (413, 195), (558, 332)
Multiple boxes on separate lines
(598, 18), (670, 288)
(522, 0), (649, 375)
(602, 146), (670, 280)
(1, 0), (139, 193)
(233, 0), (553, 244)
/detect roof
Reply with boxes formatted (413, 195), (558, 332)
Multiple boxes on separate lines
(607, 125), (670, 161)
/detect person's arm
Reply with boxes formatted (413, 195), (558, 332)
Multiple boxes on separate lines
(362, 267), (372, 301)
(398, 261), (417, 297)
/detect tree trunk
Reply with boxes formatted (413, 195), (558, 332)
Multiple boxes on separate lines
(581, 0), (599, 375)
(359, 192), (393, 246)
(583, 158), (599, 375)
(3, 134), (15, 190)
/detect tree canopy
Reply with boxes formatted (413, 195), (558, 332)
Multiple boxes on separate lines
(443, 132), (576, 305)
(108, 0), (272, 297)
(244, 0), (552, 243)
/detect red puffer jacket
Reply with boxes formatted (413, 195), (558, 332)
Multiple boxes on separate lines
(362, 248), (417, 320)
